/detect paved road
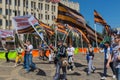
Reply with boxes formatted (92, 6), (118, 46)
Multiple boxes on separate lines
(0, 53), (116, 80)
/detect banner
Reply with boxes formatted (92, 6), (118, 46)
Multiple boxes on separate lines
(28, 16), (44, 41)
(0, 30), (14, 41)
(57, 3), (86, 30)
(12, 15), (35, 34)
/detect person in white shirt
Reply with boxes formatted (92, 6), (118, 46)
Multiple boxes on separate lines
(67, 44), (75, 71)
(24, 40), (36, 72)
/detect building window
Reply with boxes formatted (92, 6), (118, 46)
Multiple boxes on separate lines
(39, 14), (43, 19)
(52, 15), (55, 20)
(45, 15), (49, 20)
(45, 4), (49, 11)
(15, 0), (17, 6)
(0, 8), (2, 14)
(53, 6), (56, 12)
(23, 11), (25, 15)
(26, 0), (28, 8)
(6, 0), (11, 5)
(38, 3), (43, 10)
(31, 1), (33, 8)
(48, 15), (49, 20)
(14, 11), (17, 16)
(34, 2), (36, 9)
(6, 20), (8, 26)
(6, 9), (8, 15)
(6, 9), (11, 15)
(38, 14), (40, 19)
(18, 10), (20, 16)
(9, 9), (12, 15)
(0, 19), (2, 26)
(45, 15), (47, 20)
(41, 14), (43, 19)
(51, 5), (53, 11)
(18, 0), (20, 6)
(0, 0), (2, 3)
(23, 0), (25, 7)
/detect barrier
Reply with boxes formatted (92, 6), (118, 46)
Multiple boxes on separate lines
(94, 48), (99, 53)
(0, 48), (100, 59)
(0, 50), (17, 59)
(78, 48), (99, 54)
(45, 50), (50, 57)
(32, 49), (39, 57)
(21, 49), (50, 57)
(74, 48), (79, 54)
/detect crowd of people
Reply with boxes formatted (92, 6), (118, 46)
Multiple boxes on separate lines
(2, 32), (120, 80)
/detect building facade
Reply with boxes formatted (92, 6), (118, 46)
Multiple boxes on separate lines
(0, 0), (79, 30)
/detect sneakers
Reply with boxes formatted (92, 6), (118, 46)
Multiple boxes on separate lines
(101, 76), (107, 80)
(68, 69), (72, 71)
(112, 75), (116, 79)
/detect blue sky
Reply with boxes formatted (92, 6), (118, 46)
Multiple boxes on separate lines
(71, 0), (120, 32)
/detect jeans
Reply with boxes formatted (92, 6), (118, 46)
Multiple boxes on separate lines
(88, 56), (95, 74)
(25, 54), (30, 71)
(115, 68), (120, 80)
(103, 59), (116, 77)
(53, 61), (67, 80)
(23, 53), (26, 68)
(29, 54), (36, 70)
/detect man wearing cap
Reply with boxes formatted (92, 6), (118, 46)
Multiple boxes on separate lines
(101, 41), (116, 80)
(107, 36), (120, 80)
(53, 40), (67, 80)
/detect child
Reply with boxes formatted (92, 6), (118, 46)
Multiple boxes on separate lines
(14, 45), (23, 67)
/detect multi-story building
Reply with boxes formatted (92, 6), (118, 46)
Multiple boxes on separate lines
(0, 0), (79, 30)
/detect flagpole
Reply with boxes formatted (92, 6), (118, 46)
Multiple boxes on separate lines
(80, 33), (84, 53)
(55, 25), (57, 49)
(63, 28), (71, 43)
(94, 23), (98, 48)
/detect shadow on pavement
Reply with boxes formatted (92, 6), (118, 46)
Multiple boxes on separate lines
(36, 68), (46, 76)
(74, 62), (86, 68)
(83, 68), (88, 73)
(97, 72), (112, 78)
(67, 72), (81, 76)
(35, 62), (51, 64)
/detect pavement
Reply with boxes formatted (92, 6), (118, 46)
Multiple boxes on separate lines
(0, 53), (116, 80)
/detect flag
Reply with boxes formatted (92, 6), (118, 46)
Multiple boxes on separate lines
(57, 3), (86, 30)
(28, 16), (45, 40)
(94, 10), (111, 34)
(56, 23), (68, 34)
(0, 30), (14, 41)
(94, 10), (107, 26)
(74, 28), (90, 44)
(12, 15), (35, 34)
(86, 24), (103, 43)
(39, 22), (54, 36)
